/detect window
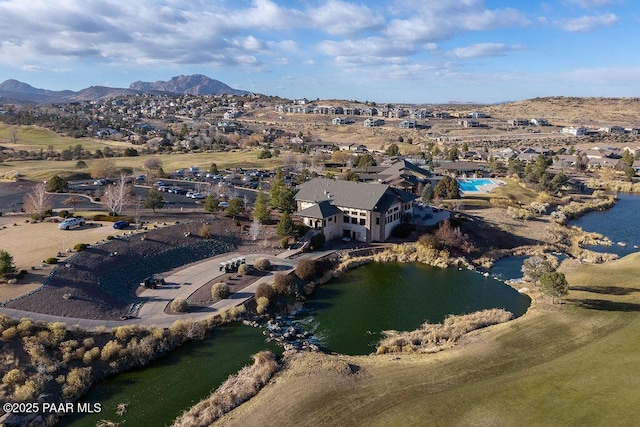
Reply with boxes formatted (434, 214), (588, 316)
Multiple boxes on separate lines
(351, 217), (357, 224)
(328, 217), (333, 222)
(359, 218), (365, 226)
(376, 218), (380, 225)
(359, 212), (366, 216)
(343, 215), (349, 223)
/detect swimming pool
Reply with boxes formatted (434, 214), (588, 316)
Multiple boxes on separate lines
(458, 178), (497, 192)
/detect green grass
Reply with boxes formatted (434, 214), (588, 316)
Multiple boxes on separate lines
(218, 253), (640, 426)
(489, 178), (539, 204)
(0, 124), (127, 152)
(0, 150), (283, 181)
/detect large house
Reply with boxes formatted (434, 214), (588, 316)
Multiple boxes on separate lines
(294, 178), (417, 243)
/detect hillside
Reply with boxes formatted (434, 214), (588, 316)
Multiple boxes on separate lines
(484, 96), (640, 128)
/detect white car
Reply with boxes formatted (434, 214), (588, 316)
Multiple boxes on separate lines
(58, 217), (85, 230)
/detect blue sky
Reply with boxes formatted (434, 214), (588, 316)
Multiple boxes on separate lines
(0, 0), (638, 103)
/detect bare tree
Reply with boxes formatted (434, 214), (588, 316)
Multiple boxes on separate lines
(144, 157), (164, 182)
(24, 183), (52, 220)
(133, 196), (143, 230)
(63, 195), (86, 212)
(10, 127), (18, 144)
(91, 158), (117, 179)
(102, 174), (133, 215)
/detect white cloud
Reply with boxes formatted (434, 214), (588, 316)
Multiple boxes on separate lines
(449, 43), (525, 59)
(556, 13), (617, 31)
(309, 0), (385, 36)
(566, 0), (618, 8)
(559, 66), (640, 86)
(385, 5), (528, 43)
(318, 37), (417, 65)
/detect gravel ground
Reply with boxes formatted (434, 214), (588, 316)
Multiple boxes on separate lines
(6, 217), (282, 320)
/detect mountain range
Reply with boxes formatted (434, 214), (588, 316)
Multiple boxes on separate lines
(0, 74), (251, 104)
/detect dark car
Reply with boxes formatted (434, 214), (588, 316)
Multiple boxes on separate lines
(113, 220), (130, 229)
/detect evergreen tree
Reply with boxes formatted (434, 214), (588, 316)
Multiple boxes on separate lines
(253, 190), (270, 223)
(142, 186), (164, 213)
(0, 250), (16, 278)
(421, 183), (434, 203)
(276, 212), (295, 237)
(434, 176), (460, 199)
(226, 197), (244, 219)
(538, 271), (569, 304)
(47, 175), (68, 193)
(204, 195), (219, 213)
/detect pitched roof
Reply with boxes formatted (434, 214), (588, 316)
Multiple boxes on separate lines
(296, 178), (417, 213)
(295, 200), (342, 219)
(295, 178), (393, 211)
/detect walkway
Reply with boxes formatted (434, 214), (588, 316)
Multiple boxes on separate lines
(0, 249), (335, 331)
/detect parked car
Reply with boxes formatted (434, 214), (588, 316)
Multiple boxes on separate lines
(191, 193), (206, 199)
(113, 220), (130, 229)
(58, 217), (85, 230)
(140, 275), (165, 289)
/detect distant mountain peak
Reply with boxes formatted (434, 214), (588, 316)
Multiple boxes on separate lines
(0, 79), (43, 94)
(129, 74), (250, 95)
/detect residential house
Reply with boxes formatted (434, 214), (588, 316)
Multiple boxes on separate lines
(372, 158), (433, 192)
(600, 126), (626, 135)
(469, 111), (488, 119)
(459, 119), (481, 128)
(585, 157), (623, 170)
(530, 118), (549, 126)
(561, 126), (588, 136)
(294, 178), (417, 242)
(433, 111), (451, 119)
(399, 119), (417, 129)
(509, 118), (529, 126)
(364, 118), (385, 127)
(332, 117), (354, 125)
(434, 160), (489, 176)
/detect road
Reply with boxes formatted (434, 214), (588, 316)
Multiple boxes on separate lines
(0, 248), (335, 331)
(0, 179), (260, 214)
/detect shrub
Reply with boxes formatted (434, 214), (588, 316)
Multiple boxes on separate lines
(391, 223), (414, 238)
(295, 258), (316, 281)
(58, 210), (70, 218)
(100, 340), (123, 362)
(417, 233), (441, 249)
(170, 298), (189, 313)
(255, 283), (274, 299)
(45, 257), (58, 265)
(93, 214), (134, 223)
(256, 297), (270, 314)
(13, 380), (38, 401)
(83, 347), (100, 364)
(2, 369), (25, 386)
(62, 367), (92, 399)
(74, 243), (88, 252)
(272, 272), (294, 295)
(254, 258), (271, 271)
(280, 237), (290, 249)
(237, 263), (251, 276)
(211, 282), (230, 300)
(309, 233), (326, 251)
(199, 224), (211, 238)
(106, 235), (116, 240)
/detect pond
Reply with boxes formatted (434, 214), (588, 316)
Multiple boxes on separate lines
(298, 262), (531, 356)
(571, 193), (640, 257)
(60, 323), (279, 427)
